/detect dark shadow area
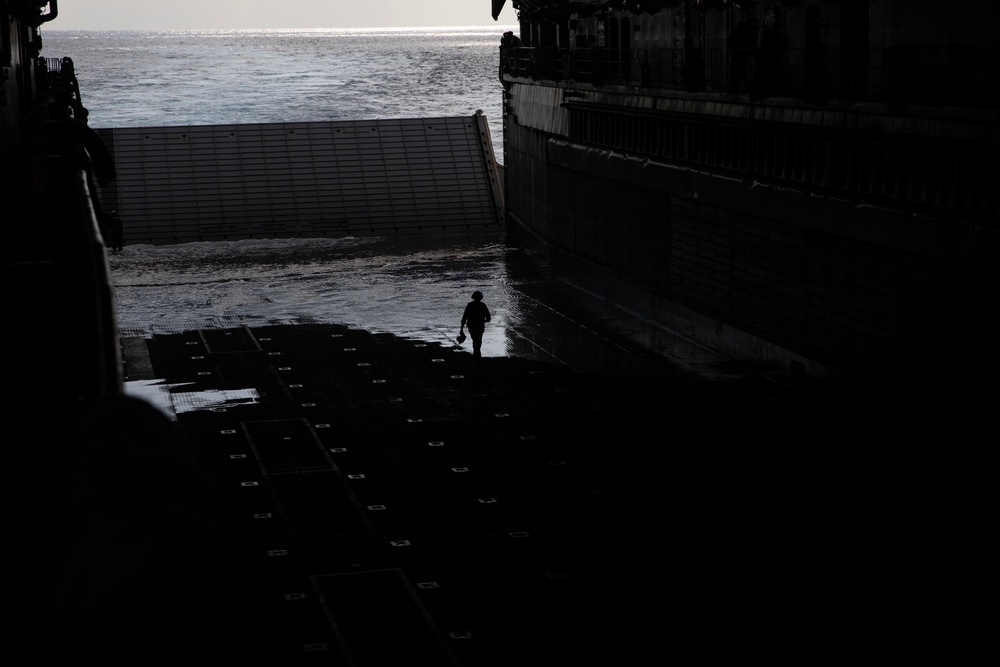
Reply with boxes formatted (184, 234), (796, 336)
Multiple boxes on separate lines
(76, 321), (975, 664)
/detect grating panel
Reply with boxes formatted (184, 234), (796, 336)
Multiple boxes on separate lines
(267, 471), (373, 537)
(199, 326), (261, 354)
(216, 362), (288, 399)
(243, 418), (332, 473)
(312, 569), (461, 666)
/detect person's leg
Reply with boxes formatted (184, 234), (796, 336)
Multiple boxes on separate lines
(470, 329), (483, 358)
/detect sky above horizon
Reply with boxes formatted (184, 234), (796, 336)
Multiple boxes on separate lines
(48, 0), (518, 30)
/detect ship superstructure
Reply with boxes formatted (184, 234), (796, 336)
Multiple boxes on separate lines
(495, 0), (999, 406)
(3, 0), (121, 409)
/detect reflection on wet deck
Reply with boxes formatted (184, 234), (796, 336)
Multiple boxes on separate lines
(112, 235), (742, 386)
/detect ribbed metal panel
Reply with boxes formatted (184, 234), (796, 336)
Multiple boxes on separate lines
(95, 116), (501, 245)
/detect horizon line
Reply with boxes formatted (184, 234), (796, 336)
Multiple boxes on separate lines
(45, 24), (520, 32)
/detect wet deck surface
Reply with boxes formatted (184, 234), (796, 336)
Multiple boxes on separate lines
(44, 235), (972, 664)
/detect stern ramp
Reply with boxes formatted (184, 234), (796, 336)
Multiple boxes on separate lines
(95, 114), (502, 244)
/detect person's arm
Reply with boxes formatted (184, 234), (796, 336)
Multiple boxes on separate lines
(484, 306), (491, 322)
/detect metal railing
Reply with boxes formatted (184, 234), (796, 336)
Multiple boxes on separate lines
(501, 44), (999, 108)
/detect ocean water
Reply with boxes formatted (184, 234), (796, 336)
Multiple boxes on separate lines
(43, 26), (513, 155)
(39, 26), (535, 357)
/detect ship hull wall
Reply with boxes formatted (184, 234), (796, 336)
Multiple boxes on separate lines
(504, 84), (997, 406)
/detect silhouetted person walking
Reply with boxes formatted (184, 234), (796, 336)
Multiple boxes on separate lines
(460, 291), (491, 359)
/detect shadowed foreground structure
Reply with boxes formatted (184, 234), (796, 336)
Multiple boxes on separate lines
(44, 316), (975, 664)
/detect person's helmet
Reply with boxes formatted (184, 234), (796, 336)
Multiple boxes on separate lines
(472, 291), (483, 300)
